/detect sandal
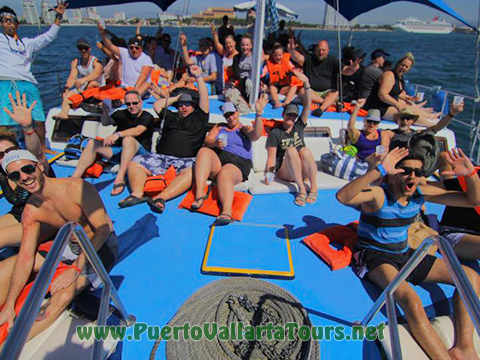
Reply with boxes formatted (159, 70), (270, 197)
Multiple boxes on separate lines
(191, 186), (211, 211)
(111, 183), (126, 196)
(294, 193), (307, 207)
(118, 194), (148, 208)
(306, 192), (318, 204)
(148, 197), (166, 214)
(212, 214), (234, 227)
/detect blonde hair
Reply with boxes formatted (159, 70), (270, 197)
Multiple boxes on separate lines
(396, 52), (415, 68)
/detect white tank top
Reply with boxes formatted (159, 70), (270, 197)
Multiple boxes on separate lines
(76, 55), (105, 90)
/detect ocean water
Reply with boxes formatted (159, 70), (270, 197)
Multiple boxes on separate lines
(16, 25), (478, 149)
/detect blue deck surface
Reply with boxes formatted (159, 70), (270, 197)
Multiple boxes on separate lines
(0, 158), (459, 359)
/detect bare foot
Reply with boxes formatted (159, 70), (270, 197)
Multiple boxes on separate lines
(450, 345), (480, 360)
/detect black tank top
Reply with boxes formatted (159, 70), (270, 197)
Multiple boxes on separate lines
(364, 71), (404, 113)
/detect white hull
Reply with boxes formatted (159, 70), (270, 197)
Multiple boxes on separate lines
(393, 24), (454, 34)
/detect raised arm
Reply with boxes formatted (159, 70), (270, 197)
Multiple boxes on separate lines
(292, 70), (311, 125)
(189, 65), (209, 113)
(210, 23), (225, 56)
(153, 93), (181, 114)
(3, 92), (49, 172)
(98, 22), (120, 58)
(427, 101), (464, 133)
(422, 148), (480, 207)
(30, 1), (67, 52)
(347, 99), (366, 144)
(180, 33), (193, 66)
(0, 205), (41, 330)
(249, 94), (269, 142)
(336, 147), (409, 209)
(287, 38), (305, 67)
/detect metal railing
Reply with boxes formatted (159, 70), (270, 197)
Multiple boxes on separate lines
(0, 222), (136, 360)
(357, 235), (480, 360)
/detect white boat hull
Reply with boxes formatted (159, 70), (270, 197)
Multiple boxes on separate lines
(393, 24), (453, 34)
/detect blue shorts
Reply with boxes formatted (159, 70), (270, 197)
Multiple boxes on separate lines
(106, 143), (148, 164)
(0, 80), (46, 126)
(133, 153), (195, 176)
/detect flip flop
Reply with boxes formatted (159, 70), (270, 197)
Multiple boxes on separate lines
(294, 193), (307, 207)
(148, 197), (166, 214)
(111, 183), (126, 196)
(306, 192), (318, 204)
(212, 214), (234, 227)
(191, 186), (212, 211)
(118, 194), (148, 208)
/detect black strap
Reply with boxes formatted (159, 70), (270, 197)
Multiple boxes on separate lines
(360, 213), (417, 228)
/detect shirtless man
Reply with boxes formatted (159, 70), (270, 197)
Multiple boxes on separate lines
(0, 150), (117, 345)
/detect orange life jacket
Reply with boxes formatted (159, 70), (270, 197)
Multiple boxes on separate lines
(303, 222), (358, 271)
(266, 53), (302, 88)
(143, 165), (177, 197)
(458, 167), (480, 216)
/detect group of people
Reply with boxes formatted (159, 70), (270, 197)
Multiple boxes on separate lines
(1, 4), (480, 360)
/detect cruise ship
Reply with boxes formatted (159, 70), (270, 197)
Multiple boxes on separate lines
(393, 16), (454, 34)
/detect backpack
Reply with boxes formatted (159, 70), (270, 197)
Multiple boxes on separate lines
(64, 134), (91, 160)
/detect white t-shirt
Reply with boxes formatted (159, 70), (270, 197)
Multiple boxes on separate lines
(119, 47), (153, 87)
(0, 24), (60, 83)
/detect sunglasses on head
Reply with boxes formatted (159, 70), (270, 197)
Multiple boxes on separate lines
(7, 164), (37, 182)
(129, 45), (141, 51)
(126, 101), (139, 107)
(78, 46), (90, 51)
(0, 146), (17, 160)
(366, 119), (380, 125)
(399, 166), (424, 177)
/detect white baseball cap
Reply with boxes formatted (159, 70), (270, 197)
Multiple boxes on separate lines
(2, 150), (39, 172)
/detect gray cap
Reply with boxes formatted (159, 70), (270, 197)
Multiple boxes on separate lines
(76, 38), (90, 48)
(365, 109), (382, 122)
(284, 103), (299, 116)
(222, 102), (236, 115)
(2, 150), (39, 172)
(178, 93), (194, 103)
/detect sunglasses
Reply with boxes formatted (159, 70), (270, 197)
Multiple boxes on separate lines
(1, 17), (17, 25)
(399, 115), (417, 121)
(7, 164), (37, 182)
(126, 101), (139, 107)
(399, 166), (424, 177)
(366, 119), (380, 125)
(176, 102), (192, 108)
(0, 146), (17, 160)
(78, 46), (90, 51)
(129, 46), (141, 51)
(223, 112), (235, 119)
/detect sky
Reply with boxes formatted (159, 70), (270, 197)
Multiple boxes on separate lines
(4, 0), (478, 26)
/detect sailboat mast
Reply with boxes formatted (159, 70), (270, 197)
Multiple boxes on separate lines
(249, 0), (267, 107)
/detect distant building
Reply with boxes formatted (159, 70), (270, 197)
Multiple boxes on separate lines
(158, 13), (179, 22)
(114, 12), (126, 22)
(41, 1), (56, 25)
(22, 1), (40, 25)
(68, 9), (83, 24)
(323, 4), (355, 28)
(192, 7), (235, 20)
(87, 7), (101, 21)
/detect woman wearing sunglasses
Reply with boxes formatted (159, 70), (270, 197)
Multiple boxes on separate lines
(0, 92), (54, 249)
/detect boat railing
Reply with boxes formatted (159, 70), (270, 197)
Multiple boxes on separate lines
(357, 235), (480, 360)
(33, 67), (71, 108)
(0, 222), (136, 360)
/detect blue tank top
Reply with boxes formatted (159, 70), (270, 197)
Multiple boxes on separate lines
(355, 130), (381, 161)
(357, 184), (425, 254)
(217, 126), (252, 160)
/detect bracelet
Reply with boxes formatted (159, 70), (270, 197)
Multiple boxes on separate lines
(67, 264), (81, 275)
(304, 86), (311, 90)
(256, 113), (263, 117)
(376, 164), (387, 176)
(116, 132), (122, 138)
(23, 128), (35, 136)
(467, 169), (478, 178)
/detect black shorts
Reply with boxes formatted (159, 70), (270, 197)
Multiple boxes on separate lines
(361, 247), (437, 285)
(9, 205), (24, 222)
(214, 149), (252, 181)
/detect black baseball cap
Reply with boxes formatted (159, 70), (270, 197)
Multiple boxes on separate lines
(128, 37), (142, 47)
(371, 49), (390, 60)
(76, 38), (90, 48)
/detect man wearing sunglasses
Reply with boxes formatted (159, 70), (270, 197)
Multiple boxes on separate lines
(54, 38), (104, 120)
(72, 90), (154, 196)
(119, 65), (209, 213)
(337, 147), (480, 360)
(0, 149), (117, 346)
(0, 3), (67, 154)
(98, 22), (153, 99)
